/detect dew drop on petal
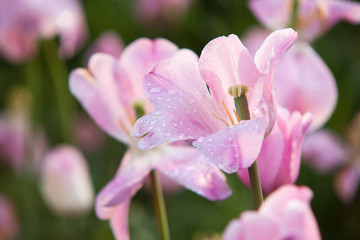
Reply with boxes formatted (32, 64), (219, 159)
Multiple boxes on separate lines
(197, 137), (205, 143)
(150, 87), (160, 93)
(169, 89), (175, 95)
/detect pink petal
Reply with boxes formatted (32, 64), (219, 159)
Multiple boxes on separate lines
(109, 199), (131, 240)
(154, 145), (232, 200)
(223, 213), (280, 240)
(335, 164), (360, 204)
(302, 129), (347, 173)
(199, 34), (261, 118)
(193, 118), (268, 173)
(84, 31), (124, 62)
(69, 67), (132, 144)
(249, 0), (292, 30)
(132, 50), (225, 149)
(95, 151), (152, 219)
(119, 38), (179, 108)
(274, 42), (337, 130)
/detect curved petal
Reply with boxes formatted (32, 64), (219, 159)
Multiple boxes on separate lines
(199, 34), (261, 118)
(109, 199), (131, 240)
(95, 151), (152, 219)
(69, 67), (132, 144)
(119, 38), (179, 107)
(274, 42), (337, 130)
(193, 118), (268, 173)
(153, 145), (232, 200)
(302, 129), (347, 173)
(132, 50), (225, 149)
(249, 0), (292, 30)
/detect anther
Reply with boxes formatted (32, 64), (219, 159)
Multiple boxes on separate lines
(228, 85), (249, 98)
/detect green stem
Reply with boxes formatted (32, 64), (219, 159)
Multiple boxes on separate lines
(149, 170), (171, 240)
(234, 87), (264, 209)
(41, 39), (73, 143)
(290, 0), (299, 29)
(135, 106), (170, 240)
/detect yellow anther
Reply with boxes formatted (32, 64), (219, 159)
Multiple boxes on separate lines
(212, 112), (229, 127)
(222, 100), (235, 125)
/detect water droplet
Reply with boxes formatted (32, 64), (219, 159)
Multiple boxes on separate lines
(150, 87), (160, 93)
(148, 126), (154, 130)
(155, 111), (161, 115)
(198, 137), (205, 143)
(169, 89), (175, 95)
(227, 137), (233, 142)
(161, 123), (166, 127)
(207, 137), (213, 142)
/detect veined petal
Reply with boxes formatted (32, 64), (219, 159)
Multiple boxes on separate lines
(109, 200), (131, 240)
(119, 38), (179, 109)
(274, 42), (337, 130)
(249, 0), (292, 30)
(95, 151), (152, 219)
(69, 68), (131, 144)
(193, 118), (268, 173)
(132, 51), (225, 149)
(153, 145), (232, 200)
(199, 34), (261, 117)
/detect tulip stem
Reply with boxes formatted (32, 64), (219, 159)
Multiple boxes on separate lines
(41, 39), (74, 143)
(233, 85), (264, 209)
(149, 170), (171, 240)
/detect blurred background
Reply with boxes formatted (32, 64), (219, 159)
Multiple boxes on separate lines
(0, 0), (360, 239)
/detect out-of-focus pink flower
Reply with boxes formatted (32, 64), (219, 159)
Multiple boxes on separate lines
(238, 107), (312, 194)
(223, 184), (321, 240)
(249, 0), (360, 42)
(135, 0), (193, 23)
(132, 29), (297, 173)
(0, 195), (19, 240)
(243, 28), (337, 130)
(302, 129), (347, 173)
(335, 162), (360, 204)
(84, 31), (124, 64)
(69, 38), (231, 239)
(40, 145), (94, 217)
(72, 114), (106, 153)
(0, 0), (88, 63)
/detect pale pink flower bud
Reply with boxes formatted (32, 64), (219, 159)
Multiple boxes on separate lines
(40, 145), (94, 217)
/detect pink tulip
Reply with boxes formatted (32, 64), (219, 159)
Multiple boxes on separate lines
(0, 195), (19, 240)
(302, 129), (347, 173)
(0, 0), (88, 63)
(84, 31), (124, 63)
(238, 107), (312, 194)
(249, 0), (360, 42)
(135, 0), (193, 23)
(69, 38), (231, 239)
(243, 28), (337, 130)
(132, 29), (297, 173)
(40, 145), (94, 217)
(223, 184), (321, 240)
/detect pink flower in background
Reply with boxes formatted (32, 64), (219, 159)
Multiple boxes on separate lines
(135, 0), (193, 23)
(84, 31), (124, 63)
(302, 129), (347, 173)
(223, 184), (321, 240)
(249, 0), (360, 42)
(238, 107), (312, 194)
(72, 114), (106, 153)
(40, 145), (95, 217)
(0, 0), (88, 63)
(70, 38), (231, 239)
(132, 29), (297, 173)
(243, 28), (337, 130)
(0, 195), (19, 240)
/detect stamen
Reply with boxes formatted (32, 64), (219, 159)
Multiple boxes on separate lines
(228, 85), (248, 98)
(233, 109), (241, 123)
(222, 100), (235, 125)
(212, 112), (229, 127)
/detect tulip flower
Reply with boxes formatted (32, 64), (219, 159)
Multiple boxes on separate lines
(0, 0), (88, 63)
(40, 145), (95, 217)
(0, 195), (19, 240)
(249, 0), (360, 42)
(238, 107), (312, 194)
(69, 38), (231, 239)
(132, 29), (297, 173)
(223, 185), (321, 240)
(243, 28), (337, 130)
